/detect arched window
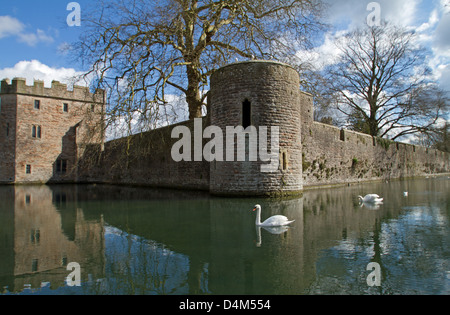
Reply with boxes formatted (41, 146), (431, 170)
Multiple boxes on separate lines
(242, 99), (251, 128)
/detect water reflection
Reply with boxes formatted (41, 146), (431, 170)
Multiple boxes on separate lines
(0, 185), (104, 294)
(0, 177), (448, 295)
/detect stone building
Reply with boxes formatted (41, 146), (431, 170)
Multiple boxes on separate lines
(1, 61), (449, 195)
(77, 60), (448, 196)
(0, 78), (105, 184)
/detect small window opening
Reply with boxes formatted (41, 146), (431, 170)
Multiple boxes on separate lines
(282, 152), (288, 171)
(26, 165), (32, 174)
(242, 99), (251, 129)
(340, 129), (345, 141)
(63, 103), (69, 112)
(32, 259), (38, 272)
(32, 125), (42, 138)
(34, 100), (40, 110)
(6, 123), (9, 136)
(31, 229), (40, 245)
(56, 159), (68, 174)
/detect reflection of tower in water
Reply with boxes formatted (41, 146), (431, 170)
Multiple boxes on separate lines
(0, 185), (105, 293)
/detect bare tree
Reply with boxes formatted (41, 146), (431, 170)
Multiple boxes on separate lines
(325, 23), (449, 141)
(415, 122), (450, 152)
(73, 0), (325, 136)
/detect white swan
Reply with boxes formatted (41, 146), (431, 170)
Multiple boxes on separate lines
(358, 194), (383, 204)
(252, 204), (295, 227)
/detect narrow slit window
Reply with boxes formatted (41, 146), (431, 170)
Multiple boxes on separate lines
(26, 165), (32, 174)
(282, 152), (288, 171)
(34, 100), (40, 110)
(242, 99), (251, 129)
(340, 129), (345, 141)
(32, 125), (36, 138)
(63, 103), (69, 112)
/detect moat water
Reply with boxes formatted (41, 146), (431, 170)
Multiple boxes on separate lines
(0, 177), (449, 295)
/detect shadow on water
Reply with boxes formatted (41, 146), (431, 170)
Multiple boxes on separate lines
(0, 177), (448, 295)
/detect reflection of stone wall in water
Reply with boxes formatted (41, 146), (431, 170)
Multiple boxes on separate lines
(0, 185), (104, 292)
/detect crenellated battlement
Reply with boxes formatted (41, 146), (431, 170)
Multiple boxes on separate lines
(0, 78), (104, 103)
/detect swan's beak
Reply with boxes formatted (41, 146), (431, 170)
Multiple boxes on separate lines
(252, 207), (256, 211)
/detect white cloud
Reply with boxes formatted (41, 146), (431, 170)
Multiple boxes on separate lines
(433, 11), (450, 53)
(296, 33), (345, 71)
(0, 15), (54, 46)
(441, 0), (450, 14)
(383, 0), (420, 27)
(18, 29), (54, 46)
(323, 0), (421, 30)
(435, 64), (450, 92)
(0, 60), (87, 88)
(314, 0), (450, 94)
(0, 15), (24, 38)
(416, 9), (439, 33)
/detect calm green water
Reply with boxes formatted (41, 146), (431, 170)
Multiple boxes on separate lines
(0, 177), (449, 295)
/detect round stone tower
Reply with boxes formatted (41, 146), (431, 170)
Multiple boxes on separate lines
(209, 60), (303, 196)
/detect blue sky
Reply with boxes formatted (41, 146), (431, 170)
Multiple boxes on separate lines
(0, 0), (449, 93)
(0, 1), (90, 69)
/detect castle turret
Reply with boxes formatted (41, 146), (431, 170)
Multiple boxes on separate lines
(0, 78), (105, 184)
(209, 61), (303, 196)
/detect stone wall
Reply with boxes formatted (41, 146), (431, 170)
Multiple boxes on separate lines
(77, 61), (449, 195)
(0, 78), (104, 184)
(302, 120), (449, 187)
(0, 94), (17, 183)
(2, 62), (449, 193)
(78, 117), (210, 191)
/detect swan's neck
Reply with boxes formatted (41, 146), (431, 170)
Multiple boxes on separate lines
(256, 208), (262, 226)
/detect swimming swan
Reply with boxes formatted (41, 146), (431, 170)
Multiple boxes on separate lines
(252, 204), (295, 227)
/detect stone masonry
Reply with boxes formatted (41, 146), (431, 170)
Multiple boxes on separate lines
(0, 78), (105, 184)
(1, 61), (449, 196)
(209, 61), (303, 196)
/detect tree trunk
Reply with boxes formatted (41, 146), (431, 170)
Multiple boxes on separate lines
(186, 64), (203, 119)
